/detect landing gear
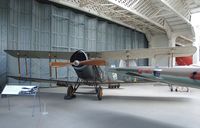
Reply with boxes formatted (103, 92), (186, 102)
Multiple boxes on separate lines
(186, 87), (189, 92)
(175, 87), (190, 92)
(64, 85), (76, 100)
(64, 84), (103, 100)
(97, 86), (103, 100)
(169, 85), (190, 92)
(108, 84), (120, 89)
(64, 78), (104, 100)
(169, 84), (174, 92)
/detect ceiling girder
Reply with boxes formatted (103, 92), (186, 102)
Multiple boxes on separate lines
(48, 0), (200, 44)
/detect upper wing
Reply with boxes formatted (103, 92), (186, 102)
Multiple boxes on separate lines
(93, 46), (196, 60)
(4, 46), (196, 60)
(4, 50), (74, 59)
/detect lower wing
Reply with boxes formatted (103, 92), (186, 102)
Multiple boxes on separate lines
(8, 75), (131, 86)
(8, 75), (81, 87)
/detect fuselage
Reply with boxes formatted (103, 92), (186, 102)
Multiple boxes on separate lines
(70, 50), (103, 82)
(112, 66), (200, 88)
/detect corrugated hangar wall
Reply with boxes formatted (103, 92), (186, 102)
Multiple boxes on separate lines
(0, 0), (148, 87)
(0, 0), (8, 90)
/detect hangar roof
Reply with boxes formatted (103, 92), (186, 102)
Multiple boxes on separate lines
(48, 0), (200, 45)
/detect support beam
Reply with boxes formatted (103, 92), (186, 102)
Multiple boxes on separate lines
(79, 0), (90, 7)
(160, 0), (191, 25)
(49, 0), (143, 33)
(108, 0), (165, 29)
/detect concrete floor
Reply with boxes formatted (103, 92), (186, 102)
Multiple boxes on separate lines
(0, 83), (200, 128)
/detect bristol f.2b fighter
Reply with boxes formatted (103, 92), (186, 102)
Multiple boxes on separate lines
(4, 46), (196, 100)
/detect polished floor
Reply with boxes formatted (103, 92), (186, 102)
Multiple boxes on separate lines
(0, 83), (200, 128)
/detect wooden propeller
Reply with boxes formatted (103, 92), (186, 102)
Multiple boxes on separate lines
(79, 59), (106, 66)
(49, 61), (72, 68)
(50, 59), (106, 68)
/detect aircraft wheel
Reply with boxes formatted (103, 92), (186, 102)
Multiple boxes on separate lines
(170, 88), (173, 92)
(97, 86), (103, 100)
(117, 85), (120, 88)
(64, 85), (75, 100)
(175, 88), (178, 92)
(95, 87), (98, 93)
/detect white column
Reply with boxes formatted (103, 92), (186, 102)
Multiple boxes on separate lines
(149, 34), (170, 67)
(191, 13), (200, 65)
(168, 34), (176, 67)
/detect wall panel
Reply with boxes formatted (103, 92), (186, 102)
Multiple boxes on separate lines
(0, 0), (8, 90)
(96, 21), (106, 51)
(0, 0), (149, 86)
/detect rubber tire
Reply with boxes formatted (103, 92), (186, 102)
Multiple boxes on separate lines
(64, 85), (74, 100)
(97, 86), (103, 100)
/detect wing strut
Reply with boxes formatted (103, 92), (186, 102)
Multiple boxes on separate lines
(48, 53), (52, 78)
(17, 52), (21, 77)
(14, 52), (59, 80)
(25, 56), (28, 77)
(54, 58), (58, 79)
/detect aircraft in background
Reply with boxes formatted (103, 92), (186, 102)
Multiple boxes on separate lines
(109, 66), (200, 92)
(4, 46), (196, 100)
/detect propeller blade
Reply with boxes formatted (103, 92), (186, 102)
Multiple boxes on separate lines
(79, 59), (106, 66)
(50, 59), (106, 67)
(49, 62), (72, 67)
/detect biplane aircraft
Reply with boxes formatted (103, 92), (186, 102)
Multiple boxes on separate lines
(4, 46), (196, 100)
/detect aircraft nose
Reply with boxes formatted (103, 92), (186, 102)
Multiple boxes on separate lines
(70, 50), (88, 68)
(73, 60), (80, 66)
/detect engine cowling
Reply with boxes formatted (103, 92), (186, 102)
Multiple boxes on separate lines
(70, 50), (88, 69)
(70, 50), (98, 81)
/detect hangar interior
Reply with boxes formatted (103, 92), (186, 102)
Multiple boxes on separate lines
(0, 0), (199, 88)
(1, 0), (200, 127)
(0, 0), (150, 88)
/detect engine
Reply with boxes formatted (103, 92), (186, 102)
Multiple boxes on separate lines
(70, 50), (100, 81)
